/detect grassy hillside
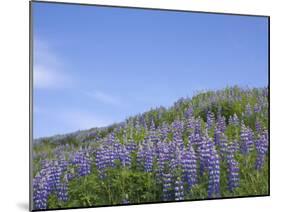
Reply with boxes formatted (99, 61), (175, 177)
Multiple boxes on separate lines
(32, 86), (269, 210)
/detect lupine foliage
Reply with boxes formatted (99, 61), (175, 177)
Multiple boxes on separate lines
(32, 86), (269, 210)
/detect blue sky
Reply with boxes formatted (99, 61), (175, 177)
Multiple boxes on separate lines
(33, 2), (268, 138)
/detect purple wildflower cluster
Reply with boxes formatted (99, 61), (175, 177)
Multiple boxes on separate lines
(207, 147), (220, 198)
(32, 87), (268, 209)
(226, 148), (240, 192)
(33, 160), (69, 209)
(255, 132), (269, 170)
(240, 122), (254, 155)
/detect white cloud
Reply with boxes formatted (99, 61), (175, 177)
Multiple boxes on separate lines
(59, 109), (113, 130)
(33, 39), (71, 89)
(34, 64), (71, 89)
(85, 90), (122, 106)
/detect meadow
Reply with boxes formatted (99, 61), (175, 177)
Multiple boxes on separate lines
(32, 86), (269, 210)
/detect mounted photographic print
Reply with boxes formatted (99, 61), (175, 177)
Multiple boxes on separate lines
(30, 1), (270, 211)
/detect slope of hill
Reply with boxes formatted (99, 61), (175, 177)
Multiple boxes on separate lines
(32, 86), (269, 210)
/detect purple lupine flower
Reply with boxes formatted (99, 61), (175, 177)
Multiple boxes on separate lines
(162, 173), (173, 201)
(184, 106), (193, 120)
(226, 148), (239, 192)
(172, 120), (185, 134)
(194, 118), (202, 135)
(189, 131), (202, 147)
(169, 140), (182, 171)
(185, 106), (195, 130)
(181, 145), (197, 190)
(113, 140), (122, 155)
(207, 110), (215, 130)
(108, 147), (118, 168)
(126, 139), (137, 153)
(160, 123), (170, 141)
(72, 151), (91, 177)
(248, 128), (255, 150)
(33, 170), (50, 209)
(255, 120), (263, 135)
(120, 145), (131, 167)
(58, 156), (69, 172)
(214, 125), (221, 146)
(33, 160), (68, 209)
(217, 116), (226, 133)
(173, 130), (184, 151)
(219, 133), (228, 158)
(95, 147), (107, 179)
(66, 172), (75, 181)
(57, 181), (68, 202)
(197, 135), (213, 176)
(49, 163), (62, 189)
(228, 140), (240, 153)
(144, 147), (153, 172)
(137, 137), (153, 172)
(207, 147), (220, 198)
(174, 177), (184, 201)
(229, 114), (239, 126)
(240, 123), (254, 155)
(107, 133), (116, 146)
(156, 144), (165, 181)
(254, 103), (261, 113)
(157, 142), (173, 178)
(136, 145), (146, 167)
(189, 119), (204, 148)
(255, 133), (268, 170)
(245, 103), (252, 117)
(148, 119), (159, 145)
(198, 142), (209, 176)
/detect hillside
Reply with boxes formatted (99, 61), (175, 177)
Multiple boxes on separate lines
(32, 86), (269, 210)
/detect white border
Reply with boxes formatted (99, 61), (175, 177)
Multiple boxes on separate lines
(0, 0), (279, 212)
